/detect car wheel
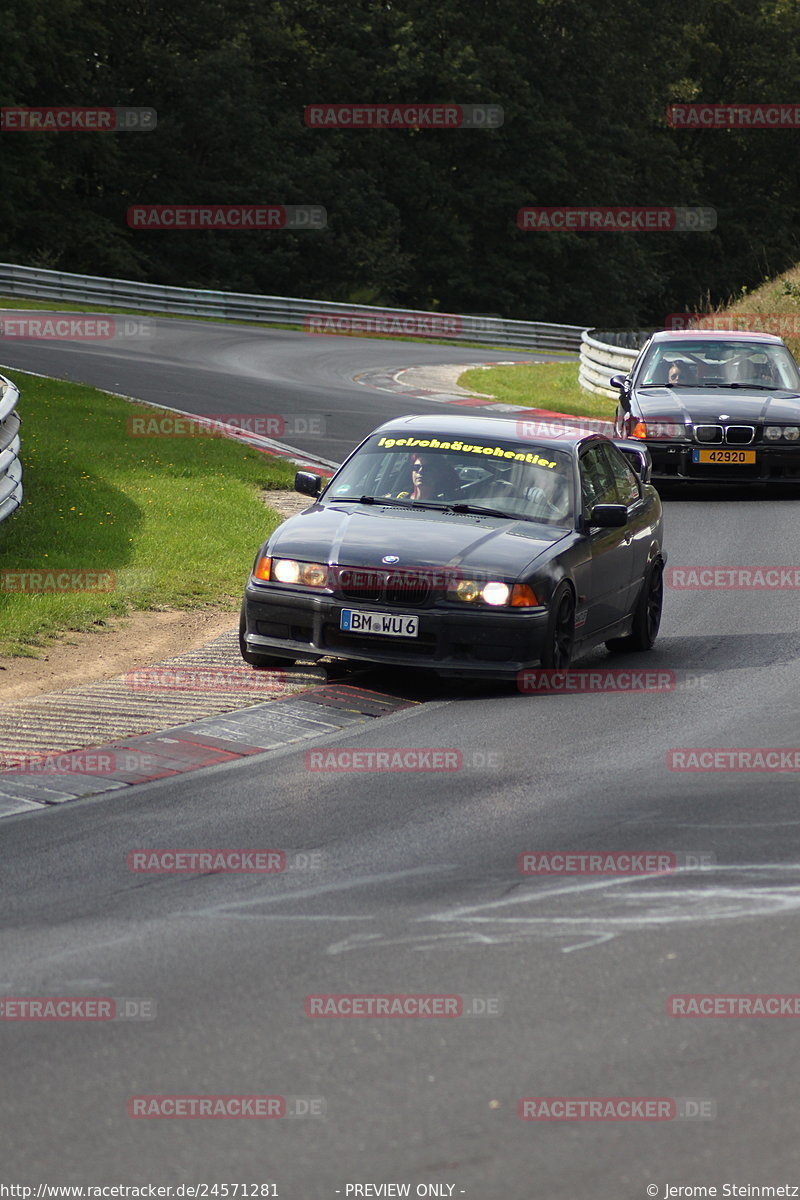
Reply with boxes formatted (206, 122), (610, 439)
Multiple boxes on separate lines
(540, 583), (575, 669)
(605, 558), (664, 654)
(238, 602), (296, 669)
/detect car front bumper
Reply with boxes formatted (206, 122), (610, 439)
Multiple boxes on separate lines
(243, 583), (552, 678)
(648, 442), (800, 481)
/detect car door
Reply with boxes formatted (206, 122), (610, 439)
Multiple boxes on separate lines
(578, 444), (634, 634)
(599, 442), (650, 614)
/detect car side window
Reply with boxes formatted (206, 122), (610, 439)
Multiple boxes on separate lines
(580, 445), (618, 520)
(601, 444), (641, 506)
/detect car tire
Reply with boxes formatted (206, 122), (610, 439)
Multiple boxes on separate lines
(605, 558), (664, 654)
(238, 603), (296, 669)
(540, 583), (575, 669)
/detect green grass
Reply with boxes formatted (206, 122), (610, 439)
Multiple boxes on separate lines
(0, 372), (297, 656)
(458, 361), (616, 420)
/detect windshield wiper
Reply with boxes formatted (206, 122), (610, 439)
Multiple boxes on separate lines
(326, 496), (544, 523)
(682, 382), (773, 389)
(640, 382), (783, 390)
(409, 500), (544, 522)
(444, 501), (512, 518)
(725, 383), (787, 390)
(327, 495), (415, 508)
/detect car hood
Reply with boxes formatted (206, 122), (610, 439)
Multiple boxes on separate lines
(267, 503), (570, 578)
(635, 386), (800, 424)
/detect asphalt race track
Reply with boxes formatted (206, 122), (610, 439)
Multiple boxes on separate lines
(0, 316), (562, 461)
(2, 320), (800, 1197)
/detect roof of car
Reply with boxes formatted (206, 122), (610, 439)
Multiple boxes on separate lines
(650, 329), (784, 345)
(370, 412), (606, 448)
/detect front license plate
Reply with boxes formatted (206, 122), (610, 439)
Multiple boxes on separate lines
(692, 449), (756, 465)
(340, 609), (419, 637)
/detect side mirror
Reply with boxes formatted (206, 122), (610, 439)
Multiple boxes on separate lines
(590, 504), (628, 528)
(610, 374), (631, 412)
(295, 471), (322, 497)
(613, 440), (652, 485)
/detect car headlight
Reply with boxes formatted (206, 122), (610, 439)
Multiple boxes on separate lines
(453, 579), (482, 602)
(784, 427), (800, 441)
(631, 420), (686, 440)
(765, 426), (783, 440)
(265, 558), (329, 587)
(448, 580), (540, 607)
(482, 581), (511, 606)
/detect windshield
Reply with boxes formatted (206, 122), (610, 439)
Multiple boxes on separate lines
(637, 340), (800, 389)
(323, 433), (574, 525)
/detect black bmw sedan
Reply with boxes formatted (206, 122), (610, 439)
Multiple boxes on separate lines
(239, 414), (665, 679)
(611, 329), (800, 482)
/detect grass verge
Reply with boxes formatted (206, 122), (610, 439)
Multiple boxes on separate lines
(716, 265), (800, 359)
(458, 361), (616, 421)
(0, 371), (297, 656)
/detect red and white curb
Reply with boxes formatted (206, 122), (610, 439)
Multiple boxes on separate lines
(353, 362), (613, 429)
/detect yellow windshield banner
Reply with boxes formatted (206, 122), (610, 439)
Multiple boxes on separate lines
(376, 436), (557, 468)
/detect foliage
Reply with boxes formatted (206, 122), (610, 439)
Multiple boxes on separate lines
(3, 0), (800, 326)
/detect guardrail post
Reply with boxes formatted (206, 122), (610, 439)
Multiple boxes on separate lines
(0, 373), (22, 524)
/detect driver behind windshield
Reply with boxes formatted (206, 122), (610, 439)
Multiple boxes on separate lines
(392, 453), (461, 501)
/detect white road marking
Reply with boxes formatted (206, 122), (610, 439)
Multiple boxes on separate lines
(326, 864), (800, 955)
(177, 865), (458, 920)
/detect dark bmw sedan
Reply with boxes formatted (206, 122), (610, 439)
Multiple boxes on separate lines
(611, 329), (800, 482)
(239, 415), (665, 679)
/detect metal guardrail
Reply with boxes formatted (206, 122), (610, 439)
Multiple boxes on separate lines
(0, 262), (586, 354)
(579, 329), (652, 398)
(0, 373), (22, 525)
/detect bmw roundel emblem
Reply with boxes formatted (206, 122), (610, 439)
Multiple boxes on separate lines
(382, 555), (400, 564)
